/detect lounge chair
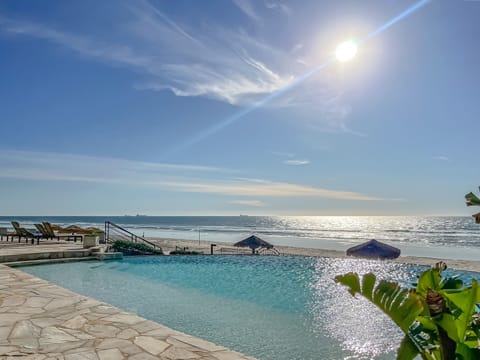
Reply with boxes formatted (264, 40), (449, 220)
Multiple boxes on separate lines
(35, 223), (55, 241)
(11, 221), (30, 243)
(10, 221), (22, 242)
(11, 221), (42, 244)
(43, 222), (83, 242)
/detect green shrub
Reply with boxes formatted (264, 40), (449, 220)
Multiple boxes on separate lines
(169, 250), (202, 255)
(111, 240), (163, 255)
(335, 262), (480, 359)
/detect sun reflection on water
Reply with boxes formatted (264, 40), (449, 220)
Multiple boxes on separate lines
(307, 257), (421, 359)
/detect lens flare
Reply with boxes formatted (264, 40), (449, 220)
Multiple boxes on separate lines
(164, 0), (432, 157)
(335, 40), (358, 62)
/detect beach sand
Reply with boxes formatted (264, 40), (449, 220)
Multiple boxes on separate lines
(148, 237), (480, 273)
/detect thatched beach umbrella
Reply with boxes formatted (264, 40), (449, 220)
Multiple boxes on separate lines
(346, 239), (400, 260)
(62, 225), (94, 234)
(234, 235), (274, 254)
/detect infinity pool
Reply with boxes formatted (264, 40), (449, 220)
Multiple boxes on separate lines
(20, 256), (479, 360)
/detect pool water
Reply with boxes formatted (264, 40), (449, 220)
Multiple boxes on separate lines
(20, 256), (479, 360)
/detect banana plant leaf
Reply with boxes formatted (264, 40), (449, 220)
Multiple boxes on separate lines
(465, 192), (480, 206)
(336, 266), (480, 360)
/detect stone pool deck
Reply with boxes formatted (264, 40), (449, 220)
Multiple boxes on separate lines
(0, 265), (255, 360)
(0, 242), (93, 264)
(0, 242), (122, 265)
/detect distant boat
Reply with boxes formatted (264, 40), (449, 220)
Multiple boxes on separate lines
(239, 214), (249, 217)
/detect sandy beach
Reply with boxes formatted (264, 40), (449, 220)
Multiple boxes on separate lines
(147, 236), (480, 273)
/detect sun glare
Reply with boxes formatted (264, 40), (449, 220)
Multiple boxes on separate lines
(335, 40), (358, 62)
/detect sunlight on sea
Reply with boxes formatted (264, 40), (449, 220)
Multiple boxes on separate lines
(4, 215), (480, 260)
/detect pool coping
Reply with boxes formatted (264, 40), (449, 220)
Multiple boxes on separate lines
(0, 264), (256, 359)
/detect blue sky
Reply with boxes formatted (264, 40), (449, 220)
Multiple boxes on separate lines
(1, 0), (479, 216)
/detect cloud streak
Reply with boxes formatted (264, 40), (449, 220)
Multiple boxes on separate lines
(161, 178), (383, 200)
(233, 0), (262, 23)
(433, 155), (450, 162)
(284, 159), (310, 166)
(0, 150), (384, 201)
(264, 1), (291, 15)
(230, 200), (266, 207)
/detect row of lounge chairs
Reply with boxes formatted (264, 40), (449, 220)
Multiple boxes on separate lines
(0, 221), (87, 245)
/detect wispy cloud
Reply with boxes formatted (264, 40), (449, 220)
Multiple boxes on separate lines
(230, 200), (266, 207)
(0, 1), (359, 143)
(272, 152), (310, 166)
(264, 1), (291, 15)
(284, 159), (310, 166)
(0, 3), (295, 106)
(0, 150), (385, 201)
(233, 0), (262, 23)
(0, 0), (351, 125)
(433, 155), (450, 161)
(168, 179), (385, 200)
(0, 15), (154, 73)
(164, 178), (384, 200)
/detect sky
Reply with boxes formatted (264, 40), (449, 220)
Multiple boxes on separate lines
(1, 0), (479, 216)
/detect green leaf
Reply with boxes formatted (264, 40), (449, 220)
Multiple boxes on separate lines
(442, 280), (480, 344)
(463, 329), (480, 349)
(465, 192), (480, 206)
(416, 268), (442, 296)
(362, 273), (376, 301)
(440, 276), (463, 290)
(455, 343), (480, 360)
(409, 317), (440, 357)
(437, 313), (460, 342)
(335, 273), (425, 333)
(334, 273), (361, 297)
(397, 335), (420, 360)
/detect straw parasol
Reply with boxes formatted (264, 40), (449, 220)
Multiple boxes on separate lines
(61, 225), (97, 235)
(346, 239), (400, 260)
(234, 235), (274, 254)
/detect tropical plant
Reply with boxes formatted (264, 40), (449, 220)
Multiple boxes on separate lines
(111, 240), (163, 255)
(169, 249), (202, 255)
(335, 262), (480, 359)
(465, 189), (480, 224)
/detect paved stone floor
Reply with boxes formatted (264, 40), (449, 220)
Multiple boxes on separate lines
(0, 265), (256, 360)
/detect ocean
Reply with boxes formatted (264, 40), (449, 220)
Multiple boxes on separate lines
(2, 215), (480, 261)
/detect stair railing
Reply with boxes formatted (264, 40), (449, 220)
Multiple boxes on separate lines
(104, 221), (160, 250)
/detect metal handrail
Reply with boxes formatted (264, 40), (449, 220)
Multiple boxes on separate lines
(104, 221), (159, 249)
(258, 247), (281, 255)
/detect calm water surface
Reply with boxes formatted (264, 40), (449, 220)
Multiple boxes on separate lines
(21, 256), (480, 360)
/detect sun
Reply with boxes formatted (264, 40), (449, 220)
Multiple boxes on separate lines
(335, 40), (358, 62)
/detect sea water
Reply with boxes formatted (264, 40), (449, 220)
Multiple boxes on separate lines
(21, 256), (480, 360)
(4, 216), (480, 260)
